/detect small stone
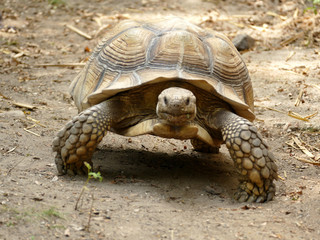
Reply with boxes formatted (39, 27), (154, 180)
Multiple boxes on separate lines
(242, 158), (253, 170)
(240, 130), (251, 140)
(252, 147), (263, 158)
(256, 157), (266, 167)
(261, 167), (270, 179)
(82, 123), (93, 134)
(236, 158), (242, 164)
(241, 169), (247, 175)
(92, 112), (98, 117)
(232, 34), (255, 51)
(241, 142), (251, 153)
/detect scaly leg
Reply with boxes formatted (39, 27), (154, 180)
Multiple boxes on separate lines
(211, 109), (278, 202)
(52, 102), (111, 175)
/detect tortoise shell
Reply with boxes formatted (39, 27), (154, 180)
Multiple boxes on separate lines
(69, 17), (254, 121)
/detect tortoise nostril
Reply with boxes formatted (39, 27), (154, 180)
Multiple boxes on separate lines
(164, 96), (168, 105)
(186, 97), (190, 106)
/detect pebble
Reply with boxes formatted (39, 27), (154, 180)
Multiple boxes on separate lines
(232, 33), (255, 51)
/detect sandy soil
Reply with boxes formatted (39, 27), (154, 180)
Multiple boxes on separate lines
(0, 0), (319, 239)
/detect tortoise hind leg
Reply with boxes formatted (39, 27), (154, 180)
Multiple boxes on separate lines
(191, 139), (220, 153)
(52, 101), (111, 175)
(211, 109), (278, 203)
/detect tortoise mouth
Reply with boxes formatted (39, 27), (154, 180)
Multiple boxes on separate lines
(157, 111), (196, 126)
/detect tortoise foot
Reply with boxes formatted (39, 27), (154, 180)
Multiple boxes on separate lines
(234, 181), (276, 203)
(191, 139), (220, 153)
(217, 111), (278, 202)
(52, 105), (109, 175)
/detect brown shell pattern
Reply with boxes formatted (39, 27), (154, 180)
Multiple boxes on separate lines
(70, 17), (254, 121)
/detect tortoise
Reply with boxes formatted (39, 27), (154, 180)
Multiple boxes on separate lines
(52, 17), (278, 203)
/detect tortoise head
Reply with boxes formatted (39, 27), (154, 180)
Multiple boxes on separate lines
(156, 87), (197, 126)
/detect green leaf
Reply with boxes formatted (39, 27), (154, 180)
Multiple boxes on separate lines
(84, 162), (92, 171)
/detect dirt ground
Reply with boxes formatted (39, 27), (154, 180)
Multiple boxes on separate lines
(1, 0), (320, 239)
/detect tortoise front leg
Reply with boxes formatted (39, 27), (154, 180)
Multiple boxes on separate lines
(210, 109), (278, 203)
(52, 101), (111, 175)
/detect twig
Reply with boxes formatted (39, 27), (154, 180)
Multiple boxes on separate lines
(26, 116), (47, 128)
(85, 193), (95, 232)
(266, 11), (287, 20)
(280, 32), (304, 46)
(7, 158), (25, 175)
(12, 101), (36, 110)
(285, 51), (296, 62)
(6, 146), (17, 154)
(294, 157), (320, 166)
(35, 63), (86, 68)
(65, 24), (92, 40)
(255, 105), (286, 114)
(292, 136), (314, 158)
(255, 105), (316, 122)
(23, 127), (40, 137)
(288, 111), (310, 122)
(75, 186), (87, 211)
(94, 24), (110, 38)
(294, 88), (303, 107)
(310, 84), (320, 90)
(304, 111), (318, 120)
